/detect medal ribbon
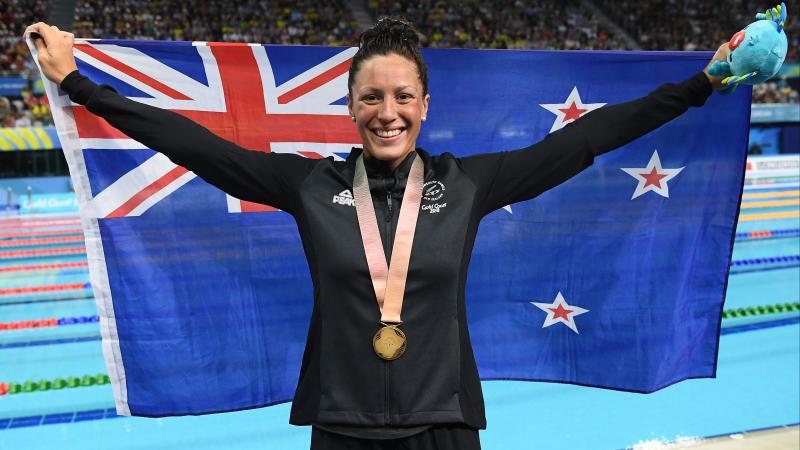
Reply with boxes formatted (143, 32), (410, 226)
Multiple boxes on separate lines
(353, 152), (424, 324)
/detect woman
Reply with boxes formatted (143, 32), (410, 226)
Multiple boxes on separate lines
(26, 17), (727, 450)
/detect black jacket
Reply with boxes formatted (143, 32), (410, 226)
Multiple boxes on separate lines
(60, 70), (712, 439)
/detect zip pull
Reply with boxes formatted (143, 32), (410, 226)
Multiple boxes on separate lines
(385, 192), (392, 222)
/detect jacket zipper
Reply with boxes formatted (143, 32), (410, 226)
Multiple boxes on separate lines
(384, 188), (392, 424)
(385, 192), (392, 222)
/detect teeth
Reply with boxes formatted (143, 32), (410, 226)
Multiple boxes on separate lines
(375, 129), (402, 138)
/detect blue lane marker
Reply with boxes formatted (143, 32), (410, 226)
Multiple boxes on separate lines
(730, 264), (800, 275)
(0, 295), (94, 308)
(730, 255), (800, 267)
(74, 409), (108, 422)
(0, 335), (101, 350)
(41, 413), (75, 425)
(0, 408), (120, 430)
(721, 316), (800, 335)
(7, 415), (43, 429)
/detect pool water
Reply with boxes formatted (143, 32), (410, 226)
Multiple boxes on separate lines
(1, 181), (798, 450)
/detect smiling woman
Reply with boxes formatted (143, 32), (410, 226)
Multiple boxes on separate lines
(24, 12), (730, 450)
(347, 18), (430, 170)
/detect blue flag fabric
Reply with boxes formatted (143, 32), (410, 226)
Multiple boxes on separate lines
(35, 40), (749, 416)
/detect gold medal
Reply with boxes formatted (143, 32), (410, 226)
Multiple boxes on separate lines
(354, 153), (423, 362)
(373, 324), (407, 360)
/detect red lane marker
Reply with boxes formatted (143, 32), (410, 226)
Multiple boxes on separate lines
(0, 283), (88, 296)
(0, 216), (78, 223)
(0, 246), (86, 259)
(277, 58), (352, 104)
(0, 235), (85, 248)
(0, 383), (8, 396)
(0, 228), (83, 239)
(0, 318), (58, 331)
(0, 219), (80, 230)
(0, 261), (88, 273)
(75, 44), (192, 100)
(0, 217), (77, 224)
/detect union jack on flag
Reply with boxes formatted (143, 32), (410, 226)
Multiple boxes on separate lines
(67, 41), (361, 218)
(33, 40), (750, 417)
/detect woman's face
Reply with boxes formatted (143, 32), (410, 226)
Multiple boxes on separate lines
(348, 53), (430, 169)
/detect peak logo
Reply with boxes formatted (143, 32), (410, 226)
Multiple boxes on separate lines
(332, 189), (354, 206)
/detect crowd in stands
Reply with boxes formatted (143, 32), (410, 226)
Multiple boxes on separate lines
(1, 0), (798, 129)
(595, 0), (798, 60)
(73, 0), (359, 45)
(368, 0), (629, 50)
(753, 80), (799, 103)
(1, 1), (49, 127)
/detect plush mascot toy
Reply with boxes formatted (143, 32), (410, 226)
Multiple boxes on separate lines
(707, 2), (788, 94)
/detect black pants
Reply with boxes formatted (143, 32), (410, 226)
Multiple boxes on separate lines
(310, 424), (482, 450)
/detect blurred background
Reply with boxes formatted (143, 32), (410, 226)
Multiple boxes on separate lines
(0, 1), (798, 449)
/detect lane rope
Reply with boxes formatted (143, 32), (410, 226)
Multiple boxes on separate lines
(734, 229), (800, 241)
(0, 261), (88, 273)
(730, 255), (800, 267)
(0, 315), (99, 332)
(0, 373), (111, 396)
(0, 228), (82, 239)
(0, 283), (91, 297)
(0, 246), (86, 259)
(0, 407), (119, 430)
(0, 235), (84, 248)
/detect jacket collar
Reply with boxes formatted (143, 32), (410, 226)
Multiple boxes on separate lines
(347, 147), (432, 181)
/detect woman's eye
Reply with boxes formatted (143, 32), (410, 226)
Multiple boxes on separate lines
(362, 95), (379, 103)
(397, 93), (413, 102)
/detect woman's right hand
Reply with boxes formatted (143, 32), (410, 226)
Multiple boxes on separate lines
(24, 22), (78, 84)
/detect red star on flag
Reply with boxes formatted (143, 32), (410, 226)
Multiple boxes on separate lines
(558, 103), (588, 122)
(540, 87), (606, 133)
(642, 167), (669, 189)
(621, 150), (685, 200)
(531, 291), (589, 334)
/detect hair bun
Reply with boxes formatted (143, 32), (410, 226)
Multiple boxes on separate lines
(349, 16), (429, 96)
(360, 16), (420, 48)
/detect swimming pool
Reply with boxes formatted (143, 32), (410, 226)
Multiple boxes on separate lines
(1, 175), (798, 449)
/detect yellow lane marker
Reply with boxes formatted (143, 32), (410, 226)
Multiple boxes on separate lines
(739, 210), (800, 221)
(740, 199), (800, 209)
(741, 190), (799, 200)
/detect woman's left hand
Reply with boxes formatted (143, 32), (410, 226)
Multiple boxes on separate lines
(703, 43), (731, 91)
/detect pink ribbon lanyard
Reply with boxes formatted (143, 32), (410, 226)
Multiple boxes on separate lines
(353, 153), (424, 324)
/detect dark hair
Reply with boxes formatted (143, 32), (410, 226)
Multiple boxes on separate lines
(348, 17), (428, 96)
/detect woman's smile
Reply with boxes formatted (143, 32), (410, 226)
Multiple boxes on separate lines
(348, 53), (430, 169)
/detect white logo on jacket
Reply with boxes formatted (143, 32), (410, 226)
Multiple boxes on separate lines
(422, 180), (447, 214)
(422, 181), (445, 201)
(332, 183), (448, 213)
(332, 189), (354, 206)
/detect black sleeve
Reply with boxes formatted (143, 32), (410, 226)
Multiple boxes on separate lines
(59, 70), (318, 214)
(458, 72), (713, 215)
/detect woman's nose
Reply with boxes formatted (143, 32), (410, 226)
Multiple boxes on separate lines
(377, 99), (398, 121)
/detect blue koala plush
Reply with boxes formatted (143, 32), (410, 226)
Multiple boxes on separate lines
(707, 2), (788, 94)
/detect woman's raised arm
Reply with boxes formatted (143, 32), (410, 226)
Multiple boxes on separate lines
(25, 22), (317, 214)
(459, 45), (729, 216)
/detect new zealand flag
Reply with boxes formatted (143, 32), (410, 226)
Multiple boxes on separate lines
(33, 40), (749, 416)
